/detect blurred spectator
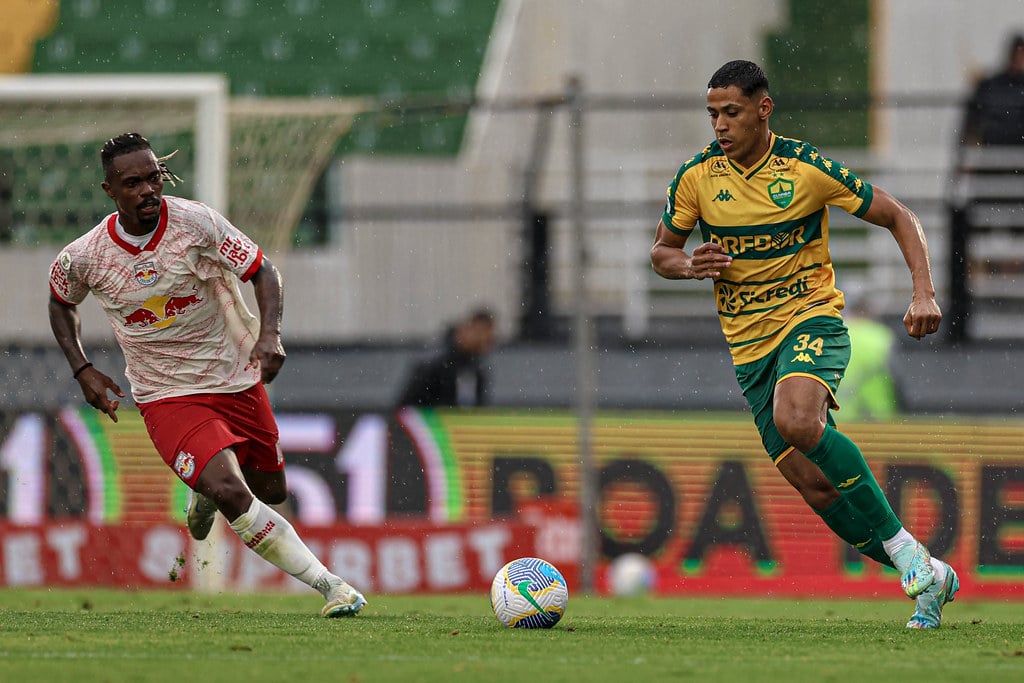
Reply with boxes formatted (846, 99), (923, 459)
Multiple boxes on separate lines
(397, 307), (497, 407)
(961, 33), (1024, 147)
(838, 285), (900, 421)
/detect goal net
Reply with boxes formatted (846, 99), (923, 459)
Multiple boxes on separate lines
(0, 74), (367, 254)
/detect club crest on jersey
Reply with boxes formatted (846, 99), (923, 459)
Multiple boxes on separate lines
(173, 450), (196, 480)
(710, 158), (730, 177)
(768, 178), (794, 208)
(133, 261), (159, 287)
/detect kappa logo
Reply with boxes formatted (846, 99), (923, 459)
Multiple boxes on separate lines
(713, 189), (736, 202)
(837, 475), (862, 489)
(792, 352), (815, 364)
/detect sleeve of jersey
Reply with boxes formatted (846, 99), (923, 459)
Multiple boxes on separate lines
(210, 207), (264, 281)
(48, 249), (89, 305)
(818, 156), (874, 218)
(661, 166), (699, 236)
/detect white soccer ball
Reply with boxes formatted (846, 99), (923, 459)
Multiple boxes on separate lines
(608, 553), (656, 597)
(490, 557), (569, 628)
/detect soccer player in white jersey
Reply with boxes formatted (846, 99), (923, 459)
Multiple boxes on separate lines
(48, 133), (365, 618)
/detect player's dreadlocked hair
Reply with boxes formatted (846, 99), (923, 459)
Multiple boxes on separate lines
(100, 132), (184, 186)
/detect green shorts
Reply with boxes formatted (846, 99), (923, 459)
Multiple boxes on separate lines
(734, 316), (851, 461)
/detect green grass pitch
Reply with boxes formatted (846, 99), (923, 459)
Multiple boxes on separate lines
(1, 590), (1022, 682)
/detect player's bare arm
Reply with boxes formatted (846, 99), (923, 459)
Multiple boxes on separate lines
(651, 220), (733, 280)
(859, 187), (941, 339)
(250, 256), (286, 383)
(48, 294), (125, 422)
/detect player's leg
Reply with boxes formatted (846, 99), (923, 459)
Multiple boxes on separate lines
(242, 458), (289, 505)
(227, 385), (366, 616)
(775, 449), (893, 567)
(197, 449), (366, 617)
(736, 345), (890, 568)
(141, 389), (366, 616)
(773, 318), (937, 597)
(774, 375), (905, 542)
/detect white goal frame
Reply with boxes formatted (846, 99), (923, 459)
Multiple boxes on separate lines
(0, 73), (229, 211)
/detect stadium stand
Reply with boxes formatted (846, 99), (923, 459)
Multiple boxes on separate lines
(30, 0), (500, 154)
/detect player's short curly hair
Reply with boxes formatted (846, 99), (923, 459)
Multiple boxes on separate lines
(708, 60), (770, 98)
(100, 132), (183, 185)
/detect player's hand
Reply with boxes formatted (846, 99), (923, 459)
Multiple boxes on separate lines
(77, 367), (125, 423)
(250, 333), (286, 384)
(903, 295), (942, 339)
(689, 242), (733, 280)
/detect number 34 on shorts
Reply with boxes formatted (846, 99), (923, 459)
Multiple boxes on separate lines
(790, 333), (823, 364)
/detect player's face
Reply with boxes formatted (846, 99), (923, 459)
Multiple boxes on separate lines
(102, 149), (164, 234)
(706, 85), (772, 169)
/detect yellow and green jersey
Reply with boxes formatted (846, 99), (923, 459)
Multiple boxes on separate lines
(662, 133), (873, 365)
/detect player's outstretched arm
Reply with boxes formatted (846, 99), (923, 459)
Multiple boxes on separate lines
(651, 220), (732, 281)
(249, 256), (286, 384)
(859, 187), (941, 339)
(48, 295), (124, 422)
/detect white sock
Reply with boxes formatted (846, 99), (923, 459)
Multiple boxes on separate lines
(929, 556), (947, 584)
(881, 527), (916, 560)
(229, 497), (337, 598)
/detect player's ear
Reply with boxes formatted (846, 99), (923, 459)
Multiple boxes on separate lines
(759, 94), (774, 120)
(101, 181), (114, 198)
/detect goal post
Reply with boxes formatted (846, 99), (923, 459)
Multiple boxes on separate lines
(0, 73), (228, 213)
(0, 73), (368, 254)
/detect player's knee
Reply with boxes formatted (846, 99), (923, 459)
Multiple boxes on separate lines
(200, 473), (253, 519)
(774, 414), (822, 453)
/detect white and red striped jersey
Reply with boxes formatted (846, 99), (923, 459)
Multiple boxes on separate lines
(49, 196), (264, 403)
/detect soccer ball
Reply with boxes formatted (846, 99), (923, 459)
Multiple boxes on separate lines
(490, 557), (569, 628)
(608, 553), (656, 597)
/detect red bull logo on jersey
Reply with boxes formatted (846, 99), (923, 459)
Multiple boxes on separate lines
(122, 287), (203, 329)
(133, 261), (159, 287)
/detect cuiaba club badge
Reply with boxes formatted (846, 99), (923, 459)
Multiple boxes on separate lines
(768, 178), (794, 209)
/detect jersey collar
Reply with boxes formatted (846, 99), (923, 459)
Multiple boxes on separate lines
(726, 132), (776, 180)
(106, 200), (168, 254)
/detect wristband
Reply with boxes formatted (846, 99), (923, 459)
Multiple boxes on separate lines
(73, 362), (93, 379)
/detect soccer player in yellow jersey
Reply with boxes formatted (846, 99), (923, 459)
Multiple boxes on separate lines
(651, 60), (957, 628)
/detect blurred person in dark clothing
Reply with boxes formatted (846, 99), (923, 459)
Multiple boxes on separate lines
(397, 307), (496, 407)
(961, 33), (1024, 147)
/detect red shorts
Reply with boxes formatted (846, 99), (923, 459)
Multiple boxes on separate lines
(138, 383), (283, 487)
